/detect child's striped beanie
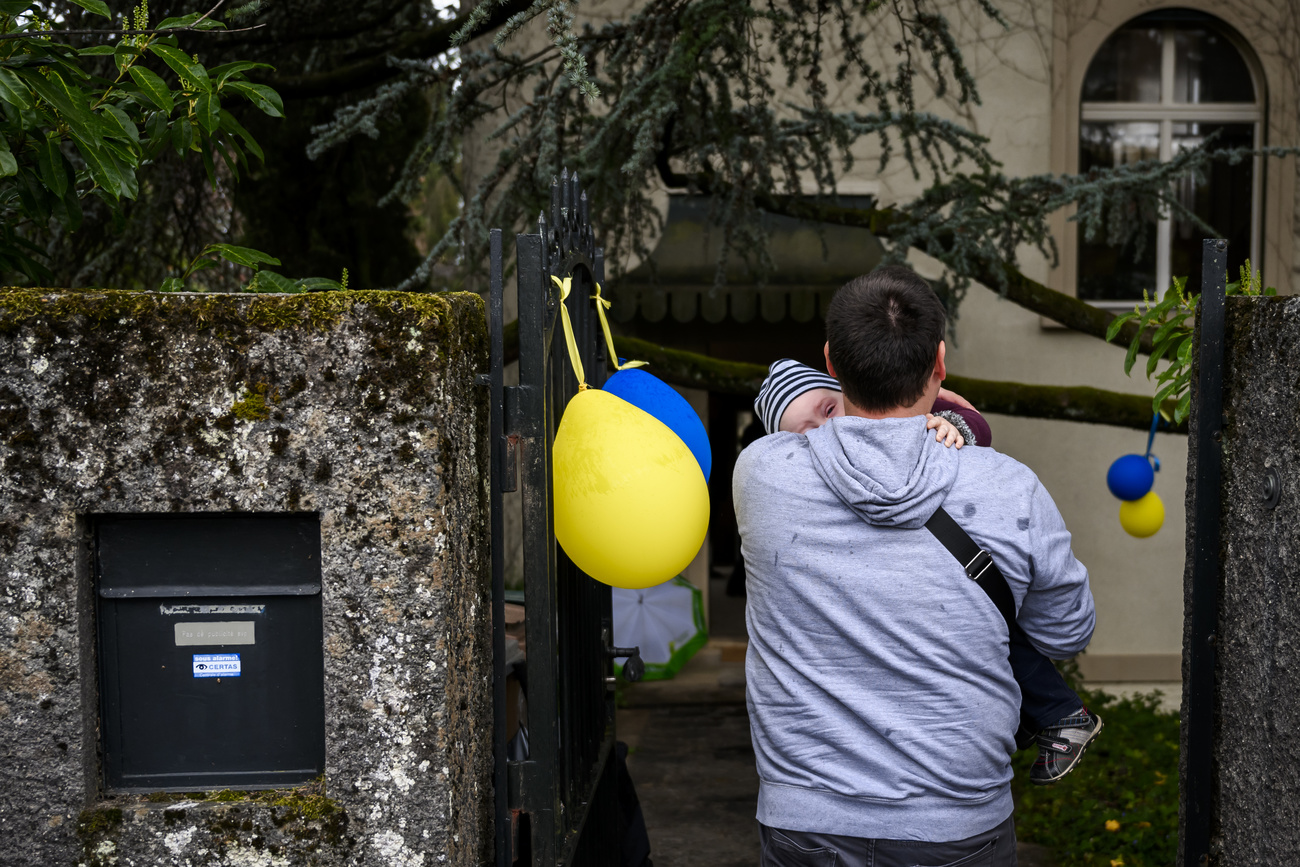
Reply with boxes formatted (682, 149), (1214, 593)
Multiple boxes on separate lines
(754, 359), (840, 435)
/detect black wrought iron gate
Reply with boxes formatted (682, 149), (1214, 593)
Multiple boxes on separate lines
(1182, 238), (1227, 867)
(488, 171), (635, 867)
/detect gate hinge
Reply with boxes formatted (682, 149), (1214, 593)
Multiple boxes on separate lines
(498, 386), (523, 493)
(503, 385), (525, 434)
(507, 759), (537, 811)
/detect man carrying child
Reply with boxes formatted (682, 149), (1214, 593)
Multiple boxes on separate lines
(734, 265), (1097, 866)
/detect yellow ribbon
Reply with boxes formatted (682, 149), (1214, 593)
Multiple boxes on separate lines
(551, 276), (647, 390)
(551, 275), (588, 389)
(591, 282), (646, 372)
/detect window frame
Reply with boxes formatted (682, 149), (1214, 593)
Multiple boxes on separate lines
(1078, 13), (1265, 308)
(1048, 2), (1291, 310)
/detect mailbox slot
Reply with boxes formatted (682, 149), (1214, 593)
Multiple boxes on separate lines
(95, 514), (325, 792)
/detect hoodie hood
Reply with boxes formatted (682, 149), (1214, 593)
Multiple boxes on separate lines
(805, 415), (959, 529)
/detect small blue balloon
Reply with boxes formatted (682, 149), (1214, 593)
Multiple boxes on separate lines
(603, 368), (711, 482)
(1107, 454), (1154, 501)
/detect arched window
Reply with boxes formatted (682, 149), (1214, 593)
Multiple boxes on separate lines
(1078, 10), (1263, 302)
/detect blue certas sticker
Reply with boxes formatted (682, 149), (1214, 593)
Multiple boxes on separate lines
(193, 653), (241, 678)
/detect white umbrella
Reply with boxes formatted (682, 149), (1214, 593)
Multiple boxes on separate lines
(612, 576), (708, 680)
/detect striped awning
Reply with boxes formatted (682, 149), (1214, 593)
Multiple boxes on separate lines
(605, 195), (884, 325)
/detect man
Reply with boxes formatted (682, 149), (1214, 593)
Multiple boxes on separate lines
(733, 265), (1096, 866)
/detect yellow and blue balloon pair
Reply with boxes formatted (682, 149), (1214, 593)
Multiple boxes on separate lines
(1107, 414), (1165, 538)
(550, 277), (711, 589)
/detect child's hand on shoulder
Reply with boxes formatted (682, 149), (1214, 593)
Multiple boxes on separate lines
(925, 413), (965, 449)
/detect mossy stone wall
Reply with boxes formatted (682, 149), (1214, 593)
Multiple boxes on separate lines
(0, 289), (491, 865)
(1183, 295), (1300, 864)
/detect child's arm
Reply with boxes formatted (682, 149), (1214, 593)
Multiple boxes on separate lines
(932, 390), (992, 447)
(925, 413), (966, 448)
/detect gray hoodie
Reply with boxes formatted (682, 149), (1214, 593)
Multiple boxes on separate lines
(734, 415), (1094, 841)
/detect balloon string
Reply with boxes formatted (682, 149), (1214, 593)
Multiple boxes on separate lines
(591, 282), (647, 371)
(551, 275), (587, 390)
(1145, 412), (1161, 473)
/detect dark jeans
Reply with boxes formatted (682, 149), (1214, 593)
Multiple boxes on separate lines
(759, 814), (1016, 867)
(1009, 621), (1080, 734)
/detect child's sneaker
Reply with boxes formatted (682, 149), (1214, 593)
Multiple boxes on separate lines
(1030, 707), (1102, 785)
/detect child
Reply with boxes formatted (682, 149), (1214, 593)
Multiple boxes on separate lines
(757, 357), (992, 445)
(753, 359), (1102, 786)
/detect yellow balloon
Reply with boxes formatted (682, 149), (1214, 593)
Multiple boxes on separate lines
(554, 389), (710, 589)
(1119, 491), (1164, 538)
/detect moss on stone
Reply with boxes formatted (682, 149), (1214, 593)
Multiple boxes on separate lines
(76, 806), (125, 866)
(76, 807), (123, 839)
(0, 288), (479, 339)
(208, 789), (248, 802)
(230, 382), (279, 423)
(267, 792), (339, 821)
(230, 393), (270, 422)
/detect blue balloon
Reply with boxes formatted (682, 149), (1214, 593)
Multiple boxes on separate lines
(603, 368), (711, 481)
(1107, 454), (1154, 501)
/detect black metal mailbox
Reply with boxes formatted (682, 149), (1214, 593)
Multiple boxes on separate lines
(95, 514), (325, 792)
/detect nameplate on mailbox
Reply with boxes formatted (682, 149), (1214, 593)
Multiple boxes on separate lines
(174, 621), (255, 646)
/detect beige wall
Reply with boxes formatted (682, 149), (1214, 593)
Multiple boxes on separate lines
(937, 266), (1187, 682)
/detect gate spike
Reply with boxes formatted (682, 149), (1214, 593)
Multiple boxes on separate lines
(570, 173), (581, 227)
(580, 190), (589, 227)
(550, 176), (560, 230)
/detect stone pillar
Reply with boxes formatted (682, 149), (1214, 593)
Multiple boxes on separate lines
(1182, 294), (1300, 864)
(0, 289), (491, 865)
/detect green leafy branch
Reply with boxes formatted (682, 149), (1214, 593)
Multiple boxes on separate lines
(1107, 261), (1275, 425)
(0, 0), (284, 282)
(158, 242), (276, 290)
(158, 244), (350, 294)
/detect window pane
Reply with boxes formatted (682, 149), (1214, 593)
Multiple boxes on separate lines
(1169, 123), (1255, 294)
(1082, 26), (1163, 103)
(1172, 28), (1254, 103)
(1077, 123), (1159, 301)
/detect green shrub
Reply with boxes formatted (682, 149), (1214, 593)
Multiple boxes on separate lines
(1012, 669), (1180, 867)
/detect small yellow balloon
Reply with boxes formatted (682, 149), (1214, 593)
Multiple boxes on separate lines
(554, 389), (709, 589)
(1119, 491), (1164, 538)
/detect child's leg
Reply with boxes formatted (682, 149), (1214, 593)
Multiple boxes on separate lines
(1011, 622), (1103, 785)
(1009, 622), (1082, 732)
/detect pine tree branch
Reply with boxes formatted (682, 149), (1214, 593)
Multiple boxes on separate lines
(746, 192), (1155, 355)
(267, 0), (536, 100)
(498, 321), (1181, 432)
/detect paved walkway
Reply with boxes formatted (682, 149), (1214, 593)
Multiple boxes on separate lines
(617, 640), (1056, 867)
(620, 702), (759, 866)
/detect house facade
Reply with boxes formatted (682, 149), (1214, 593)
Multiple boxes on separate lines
(476, 0), (1300, 700)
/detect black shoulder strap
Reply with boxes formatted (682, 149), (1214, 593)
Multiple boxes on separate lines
(924, 506), (1017, 633)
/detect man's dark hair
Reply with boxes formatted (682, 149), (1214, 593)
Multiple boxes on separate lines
(825, 265), (947, 412)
